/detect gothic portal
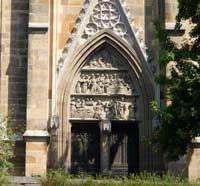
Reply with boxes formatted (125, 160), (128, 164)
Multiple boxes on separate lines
(69, 46), (140, 175)
(53, 0), (158, 175)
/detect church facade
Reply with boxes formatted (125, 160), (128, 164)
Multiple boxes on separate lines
(0, 0), (199, 180)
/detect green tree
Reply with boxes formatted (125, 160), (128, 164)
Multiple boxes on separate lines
(152, 1), (200, 161)
(0, 115), (15, 184)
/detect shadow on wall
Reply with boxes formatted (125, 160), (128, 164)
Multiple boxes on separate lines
(6, 0), (30, 176)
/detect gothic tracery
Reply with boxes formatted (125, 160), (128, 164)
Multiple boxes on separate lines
(82, 1), (127, 39)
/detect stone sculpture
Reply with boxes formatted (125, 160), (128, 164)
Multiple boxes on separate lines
(71, 49), (138, 120)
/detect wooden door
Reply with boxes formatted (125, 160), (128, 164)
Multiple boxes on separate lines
(71, 123), (100, 175)
(110, 123), (139, 175)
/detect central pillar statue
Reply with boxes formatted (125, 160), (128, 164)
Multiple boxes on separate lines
(99, 120), (111, 174)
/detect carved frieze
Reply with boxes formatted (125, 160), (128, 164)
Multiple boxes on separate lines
(75, 72), (134, 95)
(70, 96), (137, 120)
(70, 50), (139, 121)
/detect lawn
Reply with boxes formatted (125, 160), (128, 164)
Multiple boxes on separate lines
(40, 171), (200, 186)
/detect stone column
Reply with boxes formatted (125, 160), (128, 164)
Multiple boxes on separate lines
(99, 120), (111, 174)
(188, 137), (200, 180)
(23, 130), (49, 177)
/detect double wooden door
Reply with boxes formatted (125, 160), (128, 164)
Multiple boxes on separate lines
(71, 122), (139, 175)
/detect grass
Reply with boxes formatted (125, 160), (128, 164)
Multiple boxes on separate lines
(40, 170), (200, 186)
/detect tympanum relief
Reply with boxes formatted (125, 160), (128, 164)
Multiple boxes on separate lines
(70, 50), (139, 121)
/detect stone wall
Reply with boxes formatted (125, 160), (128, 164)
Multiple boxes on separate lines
(27, 31), (49, 130)
(25, 0), (50, 177)
(27, 0), (49, 131)
(0, 0), (29, 175)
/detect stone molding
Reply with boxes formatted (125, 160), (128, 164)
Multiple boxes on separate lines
(165, 22), (185, 31)
(28, 22), (48, 28)
(23, 130), (50, 138)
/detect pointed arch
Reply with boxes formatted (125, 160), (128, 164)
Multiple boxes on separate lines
(58, 29), (154, 100)
(55, 30), (155, 172)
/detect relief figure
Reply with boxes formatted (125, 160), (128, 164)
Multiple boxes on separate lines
(70, 97), (76, 117)
(128, 101), (137, 119)
(75, 81), (82, 93)
(118, 97), (127, 119)
(93, 100), (106, 119)
(82, 74), (90, 93)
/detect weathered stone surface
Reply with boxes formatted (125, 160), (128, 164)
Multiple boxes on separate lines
(0, 0), (29, 176)
(25, 139), (48, 177)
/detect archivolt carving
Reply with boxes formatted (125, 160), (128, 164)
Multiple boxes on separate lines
(70, 49), (139, 121)
(82, 1), (127, 39)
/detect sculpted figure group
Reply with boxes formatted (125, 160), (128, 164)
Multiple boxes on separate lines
(72, 50), (138, 120)
(84, 52), (123, 69)
(70, 97), (137, 120)
(75, 73), (132, 95)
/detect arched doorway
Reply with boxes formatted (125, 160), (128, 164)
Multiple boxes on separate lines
(69, 45), (140, 175)
(55, 31), (155, 175)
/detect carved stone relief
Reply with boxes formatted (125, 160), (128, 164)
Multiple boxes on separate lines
(82, 1), (127, 39)
(75, 72), (134, 95)
(70, 96), (137, 120)
(70, 50), (139, 121)
(83, 51), (123, 69)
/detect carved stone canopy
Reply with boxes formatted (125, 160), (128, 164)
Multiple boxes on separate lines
(70, 48), (139, 121)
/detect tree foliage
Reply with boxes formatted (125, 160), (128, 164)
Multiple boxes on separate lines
(0, 114), (15, 184)
(152, 1), (200, 160)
